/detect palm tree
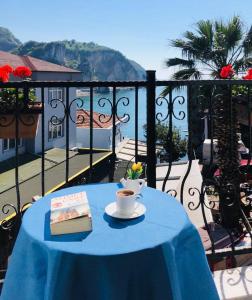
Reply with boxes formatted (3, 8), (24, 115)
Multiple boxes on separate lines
(164, 17), (252, 229)
(165, 16), (252, 80)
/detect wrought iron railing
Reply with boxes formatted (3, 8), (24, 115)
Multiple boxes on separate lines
(154, 78), (252, 269)
(1, 71), (252, 280)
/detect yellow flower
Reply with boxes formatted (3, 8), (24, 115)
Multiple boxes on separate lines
(137, 162), (142, 169)
(132, 163), (138, 172)
(132, 162), (142, 172)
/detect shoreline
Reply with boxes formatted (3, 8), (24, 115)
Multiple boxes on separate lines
(76, 87), (135, 97)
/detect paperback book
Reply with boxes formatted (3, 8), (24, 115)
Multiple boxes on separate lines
(50, 191), (92, 235)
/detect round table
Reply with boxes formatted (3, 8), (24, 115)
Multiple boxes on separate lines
(1, 183), (219, 300)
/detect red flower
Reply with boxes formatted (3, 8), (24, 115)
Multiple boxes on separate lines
(1, 64), (13, 74)
(220, 64), (234, 79)
(0, 69), (10, 82)
(13, 66), (32, 78)
(243, 69), (252, 80)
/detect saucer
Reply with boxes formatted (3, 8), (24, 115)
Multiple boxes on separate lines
(105, 202), (146, 219)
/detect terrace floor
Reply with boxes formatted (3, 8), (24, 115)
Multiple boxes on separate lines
(0, 148), (111, 220)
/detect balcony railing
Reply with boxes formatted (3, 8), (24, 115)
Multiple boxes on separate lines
(1, 71), (252, 282)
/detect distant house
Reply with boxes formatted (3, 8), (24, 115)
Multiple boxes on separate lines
(76, 109), (125, 149)
(0, 51), (82, 161)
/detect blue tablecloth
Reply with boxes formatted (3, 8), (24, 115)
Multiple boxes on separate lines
(1, 183), (219, 300)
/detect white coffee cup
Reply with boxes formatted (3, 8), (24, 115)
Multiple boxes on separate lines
(116, 189), (137, 216)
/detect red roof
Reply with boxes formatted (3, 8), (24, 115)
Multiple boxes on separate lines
(0, 51), (80, 73)
(76, 109), (121, 129)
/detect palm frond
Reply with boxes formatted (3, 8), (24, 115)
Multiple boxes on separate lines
(167, 16), (251, 79)
(183, 31), (197, 41)
(243, 25), (252, 56)
(171, 68), (202, 80)
(196, 20), (213, 45)
(183, 27), (213, 61)
(166, 58), (195, 68)
(160, 86), (171, 97)
(224, 16), (243, 49)
(170, 39), (197, 59)
(160, 83), (185, 97)
(170, 39), (187, 49)
(214, 16), (243, 60)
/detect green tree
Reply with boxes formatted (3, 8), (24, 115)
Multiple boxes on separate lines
(143, 123), (187, 162)
(164, 16), (252, 229)
(165, 16), (252, 80)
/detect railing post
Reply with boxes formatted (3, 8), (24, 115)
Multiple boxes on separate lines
(146, 70), (156, 188)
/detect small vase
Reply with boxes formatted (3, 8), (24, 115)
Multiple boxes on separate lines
(120, 178), (145, 194)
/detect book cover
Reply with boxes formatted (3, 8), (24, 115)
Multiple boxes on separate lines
(50, 191), (90, 224)
(50, 191), (92, 235)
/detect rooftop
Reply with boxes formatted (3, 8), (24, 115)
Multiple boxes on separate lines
(0, 51), (80, 73)
(76, 109), (122, 129)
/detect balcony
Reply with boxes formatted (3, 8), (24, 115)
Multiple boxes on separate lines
(1, 71), (252, 298)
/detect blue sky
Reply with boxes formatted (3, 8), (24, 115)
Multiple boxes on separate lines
(2, 0), (252, 79)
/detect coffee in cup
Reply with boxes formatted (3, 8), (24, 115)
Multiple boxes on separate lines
(116, 189), (136, 216)
(117, 190), (134, 197)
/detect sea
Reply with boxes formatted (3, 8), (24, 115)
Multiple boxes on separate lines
(79, 86), (188, 141)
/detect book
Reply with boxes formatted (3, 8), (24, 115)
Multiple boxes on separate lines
(50, 191), (92, 235)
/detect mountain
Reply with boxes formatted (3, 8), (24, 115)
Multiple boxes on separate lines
(0, 27), (146, 81)
(0, 27), (22, 51)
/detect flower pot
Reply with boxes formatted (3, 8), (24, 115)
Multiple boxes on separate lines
(120, 178), (145, 194)
(0, 102), (42, 139)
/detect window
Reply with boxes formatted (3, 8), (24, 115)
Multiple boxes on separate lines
(48, 88), (64, 103)
(3, 139), (22, 151)
(48, 120), (64, 140)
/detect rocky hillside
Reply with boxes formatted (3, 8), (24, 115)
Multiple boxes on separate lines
(0, 27), (21, 51)
(0, 27), (146, 81)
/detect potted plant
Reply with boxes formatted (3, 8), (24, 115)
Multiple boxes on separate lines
(0, 65), (42, 139)
(120, 162), (145, 194)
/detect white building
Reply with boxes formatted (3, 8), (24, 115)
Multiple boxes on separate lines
(76, 109), (125, 149)
(0, 51), (82, 161)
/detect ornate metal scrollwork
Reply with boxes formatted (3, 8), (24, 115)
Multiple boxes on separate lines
(156, 92), (187, 193)
(1, 204), (18, 230)
(69, 97), (85, 125)
(155, 95), (186, 122)
(97, 95), (131, 125)
(187, 183), (220, 211)
(172, 96), (186, 120)
(49, 98), (66, 125)
(115, 97), (130, 123)
(156, 96), (169, 122)
(188, 187), (202, 211)
(98, 97), (113, 123)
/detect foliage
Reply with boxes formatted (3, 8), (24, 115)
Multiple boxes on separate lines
(165, 16), (252, 81)
(164, 16), (252, 228)
(232, 84), (249, 97)
(127, 162), (143, 179)
(11, 38), (146, 81)
(0, 65), (36, 108)
(0, 26), (146, 81)
(143, 123), (187, 162)
(0, 88), (36, 106)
